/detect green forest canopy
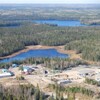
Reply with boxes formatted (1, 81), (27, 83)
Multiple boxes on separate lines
(0, 5), (100, 62)
(0, 23), (100, 61)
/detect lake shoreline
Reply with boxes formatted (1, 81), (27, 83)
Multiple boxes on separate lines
(0, 45), (81, 60)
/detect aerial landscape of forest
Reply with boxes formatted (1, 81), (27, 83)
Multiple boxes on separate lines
(0, 2), (100, 100)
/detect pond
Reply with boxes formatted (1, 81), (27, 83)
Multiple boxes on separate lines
(0, 49), (69, 63)
(33, 20), (85, 26)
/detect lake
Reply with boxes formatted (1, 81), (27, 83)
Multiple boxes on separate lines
(0, 49), (69, 63)
(33, 20), (85, 26)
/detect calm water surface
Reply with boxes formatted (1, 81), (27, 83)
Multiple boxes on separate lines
(33, 20), (85, 26)
(0, 49), (69, 63)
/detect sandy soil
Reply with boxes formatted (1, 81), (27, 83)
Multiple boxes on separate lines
(0, 45), (81, 60)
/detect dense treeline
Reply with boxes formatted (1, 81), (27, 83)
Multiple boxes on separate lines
(0, 58), (88, 69)
(0, 24), (100, 61)
(0, 84), (49, 100)
(0, 20), (31, 27)
(65, 37), (100, 61)
(48, 84), (95, 100)
(0, 82), (96, 100)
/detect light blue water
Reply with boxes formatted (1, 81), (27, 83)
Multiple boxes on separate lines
(33, 20), (85, 26)
(0, 49), (69, 63)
